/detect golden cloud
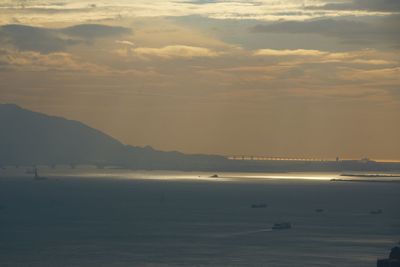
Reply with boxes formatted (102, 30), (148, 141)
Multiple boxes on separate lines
(254, 48), (397, 66)
(254, 49), (327, 57)
(124, 45), (221, 59)
(0, 48), (107, 73)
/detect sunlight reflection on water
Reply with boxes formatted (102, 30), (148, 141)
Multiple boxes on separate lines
(1, 168), (399, 267)
(48, 169), (339, 182)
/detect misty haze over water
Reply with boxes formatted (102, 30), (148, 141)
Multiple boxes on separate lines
(1, 169), (399, 266)
(1, 0), (400, 266)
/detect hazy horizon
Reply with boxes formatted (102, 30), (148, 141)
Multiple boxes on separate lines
(0, 0), (399, 159)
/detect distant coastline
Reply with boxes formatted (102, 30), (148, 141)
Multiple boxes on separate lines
(334, 173), (400, 183)
(341, 173), (400, 178)
(1, 104), (400, 173)
(331, 178), (400, 184)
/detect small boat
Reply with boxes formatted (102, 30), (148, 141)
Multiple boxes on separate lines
(370, 209), (383, 215)
(210, 174), (219, 178)
(26, 168), (35, 174)
(272, 222), (292, 230)
(251, 203), (267, 208)
(33, 168), (46, 181)
(377, 242), (400, 267)
(315, 208), (324, 213)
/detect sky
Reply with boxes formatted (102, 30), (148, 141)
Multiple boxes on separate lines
(0, 0), (399, 160)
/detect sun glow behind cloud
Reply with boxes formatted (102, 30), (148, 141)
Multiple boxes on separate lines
(0, 0), (399, 159)
(0, 0), (396, 25)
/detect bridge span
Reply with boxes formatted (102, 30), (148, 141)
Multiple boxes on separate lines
(227, 155), (337, 162)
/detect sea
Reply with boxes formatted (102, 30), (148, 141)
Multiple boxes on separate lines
(0, 168), (399, 266)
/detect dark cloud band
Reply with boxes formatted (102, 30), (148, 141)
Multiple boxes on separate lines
(251, 15), (400, 47)
(307, 0), (400, 12)
(0, 24), (131, 53)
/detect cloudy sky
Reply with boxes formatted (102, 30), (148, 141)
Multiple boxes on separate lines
(0, 0), (399, 160)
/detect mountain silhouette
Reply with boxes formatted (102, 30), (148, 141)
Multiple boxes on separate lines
(0, 104), (228, 170)
(1, 104), (399, 172)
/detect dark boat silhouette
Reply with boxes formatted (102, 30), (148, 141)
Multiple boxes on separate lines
(370, 209), (383, 215)
(377, 242), (400, 267)
(272, 222), (291, 230)
(251, 203), (267, 208)
(33, 168), (46, 181)
(26, 168), (35, 174)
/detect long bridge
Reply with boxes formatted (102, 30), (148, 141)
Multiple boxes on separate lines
(227, 155), (338, 162)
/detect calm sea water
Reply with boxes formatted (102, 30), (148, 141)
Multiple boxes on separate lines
(0, 168), (399, 266)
